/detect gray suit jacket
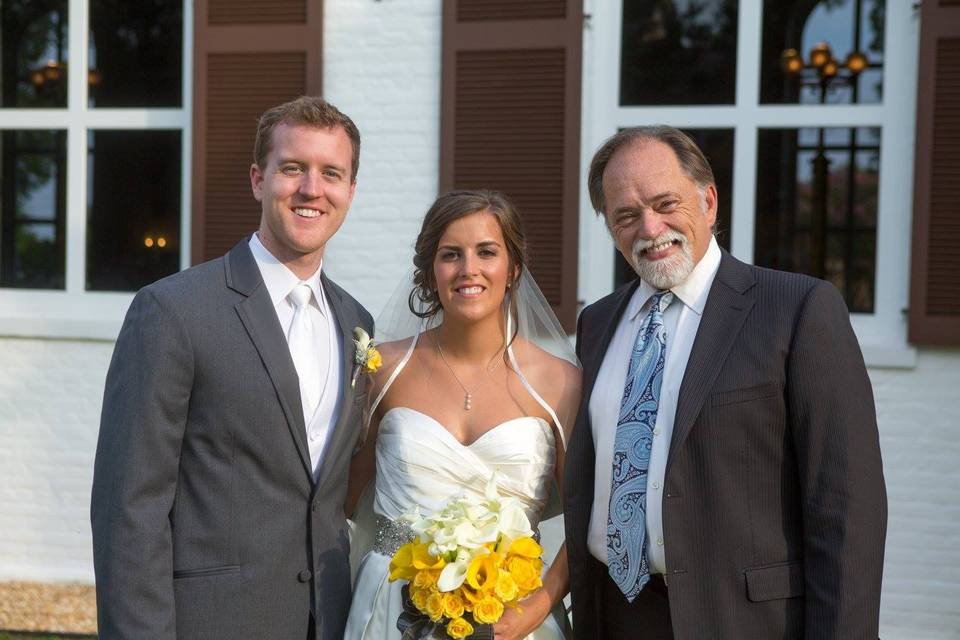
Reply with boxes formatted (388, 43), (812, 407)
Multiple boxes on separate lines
(564, 250), (887, 639)
(91, 239), (373, 639)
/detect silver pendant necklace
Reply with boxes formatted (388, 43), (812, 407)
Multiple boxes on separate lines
(434, 333), (502, 411)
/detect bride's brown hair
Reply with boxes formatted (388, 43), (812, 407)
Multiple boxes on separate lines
(409, 189), (527, 320)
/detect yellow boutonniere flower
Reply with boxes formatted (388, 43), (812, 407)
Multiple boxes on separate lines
(365, 346), (382, 373)
(351, 327), (381, 387)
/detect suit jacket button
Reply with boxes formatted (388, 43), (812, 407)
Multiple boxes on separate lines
(298, 569), (312, 582)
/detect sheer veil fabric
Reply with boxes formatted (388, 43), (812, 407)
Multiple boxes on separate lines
(368, 268), (578, 427)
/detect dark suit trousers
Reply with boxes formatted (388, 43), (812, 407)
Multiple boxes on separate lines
(597, 558), (673, 639)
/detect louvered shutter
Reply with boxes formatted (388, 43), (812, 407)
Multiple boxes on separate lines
(191, 0), (322, 264)
(440, 0), (583, 331)
(910, 1), (960, 345)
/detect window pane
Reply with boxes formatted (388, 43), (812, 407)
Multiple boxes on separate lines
(87, 130), (181, 291)
(88, 0), (183, 107)
(614, 128), (734, 289)
(1, 1), (69, 108)
(754, 127), (880, 313)
(0, 130), (66, 289)
(620, 0), (738, 106)
(760, 0), (885, 105)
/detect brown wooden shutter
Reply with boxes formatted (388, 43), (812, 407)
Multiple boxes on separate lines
(910, 1), (960, 345)
(191, 0), (322, 264)
(440, 0), (583, 331)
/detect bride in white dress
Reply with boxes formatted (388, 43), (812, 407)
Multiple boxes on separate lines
(344, 190), (581, 640)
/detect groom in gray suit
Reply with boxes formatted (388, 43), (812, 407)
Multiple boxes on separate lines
(91, 96), (373, 639)
(564, 126), (886, 638)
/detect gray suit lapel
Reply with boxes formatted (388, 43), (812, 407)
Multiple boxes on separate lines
(666, 251), (755, 475)
(314, 273), (361, 489)
(226, 240), (312, 478)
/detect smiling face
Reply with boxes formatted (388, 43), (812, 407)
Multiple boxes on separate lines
(432, 210), (514, 325)
(250, 123), (356, 276)
(602, 138), (717, 289)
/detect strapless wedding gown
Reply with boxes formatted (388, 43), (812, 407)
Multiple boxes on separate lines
(343, 406), (567, 640)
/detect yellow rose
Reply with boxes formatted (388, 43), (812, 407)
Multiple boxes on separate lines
(411, 587), (430, 613)
(508, 536), (543, 559)
(472, 595), (505, 624)
(425, 592), (445, 621)
(389, 543), (417, 582)
(442, 592), (465, 619)
(411, 542), (445, 570)
(507, 557), (542, 593)
(494, 569), (519, 602)
(446, 617), (474, 639)
(364, 347), (382, 373)
(413, 569), (439, 590)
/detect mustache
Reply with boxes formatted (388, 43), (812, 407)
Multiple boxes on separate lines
(631, 229), (688, 256)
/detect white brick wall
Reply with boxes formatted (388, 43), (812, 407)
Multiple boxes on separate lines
(320, 0), (442, 313)
(872, 351), (960, 639)
(0, 338), (111, 582)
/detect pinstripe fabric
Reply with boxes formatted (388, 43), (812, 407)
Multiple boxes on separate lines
(564, 250), (887, 640)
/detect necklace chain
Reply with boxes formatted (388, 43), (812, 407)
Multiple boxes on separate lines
(434, 333), (503, 411)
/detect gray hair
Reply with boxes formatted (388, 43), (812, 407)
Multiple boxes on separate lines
(587, 125), (716, 216)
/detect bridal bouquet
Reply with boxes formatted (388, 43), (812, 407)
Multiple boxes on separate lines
(387, 474), (544, 639)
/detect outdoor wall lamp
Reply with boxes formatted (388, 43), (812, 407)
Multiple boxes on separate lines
(781, 42), (869, 91)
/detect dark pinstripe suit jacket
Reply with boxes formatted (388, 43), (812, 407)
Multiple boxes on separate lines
(564, 250), (887, 639)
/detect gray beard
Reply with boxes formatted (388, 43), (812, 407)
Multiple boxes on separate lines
(631, 237), (695, 290)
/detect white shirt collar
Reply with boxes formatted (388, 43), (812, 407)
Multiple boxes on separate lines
(248, 232), (326, 315)
(628, 235), (722, 321)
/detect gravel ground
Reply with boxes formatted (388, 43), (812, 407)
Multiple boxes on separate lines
(0, 582), (96, 635)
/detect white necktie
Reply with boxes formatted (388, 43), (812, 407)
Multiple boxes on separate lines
(287, 283), (320, 420)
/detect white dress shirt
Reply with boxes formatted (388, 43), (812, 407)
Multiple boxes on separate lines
(588, 236), (721, 574)
(249, 233), (342, 477)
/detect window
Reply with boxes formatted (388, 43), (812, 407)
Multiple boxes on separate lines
(581, 0), (918, 365)
(0, 0), (191, 339)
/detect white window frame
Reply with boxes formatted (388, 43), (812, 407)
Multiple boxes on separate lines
(0, 0), (193, 341)
(579, 0), (919, 368)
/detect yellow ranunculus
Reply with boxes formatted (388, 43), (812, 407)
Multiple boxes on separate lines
(412, 542), (445, 570)
(508, 536), (543, 559)
(466, 553), (499, 591)
(364, 347), (382, 373)
(446, 616), (474, 639)
(425, 592), (445, 621)
(413, 568), (439, 590)
(389, 542), (417, 582)
(507, 557), (542, 593)
(411, 586), (430, 613)
(472, 595), (505, 624)
(494, 569), (519, 602)
(441, 592), (465, 619)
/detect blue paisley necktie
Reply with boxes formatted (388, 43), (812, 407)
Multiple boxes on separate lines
(607, 290), (673, 602)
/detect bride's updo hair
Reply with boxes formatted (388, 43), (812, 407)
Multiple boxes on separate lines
(410, 189), (527, 319)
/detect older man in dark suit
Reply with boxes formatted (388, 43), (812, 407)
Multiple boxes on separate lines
(564, 126), (887, 639)
(91, 96), (372, 639)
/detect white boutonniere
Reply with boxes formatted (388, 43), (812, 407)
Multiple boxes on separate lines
(351, 327), (382, 389)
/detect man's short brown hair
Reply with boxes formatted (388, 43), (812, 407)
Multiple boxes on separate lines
(253, 96), (361, 182)
(587, 125), (715, 215)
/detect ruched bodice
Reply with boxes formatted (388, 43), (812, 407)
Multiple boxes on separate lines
(345, 407), (566, 640)
(373, 407), (557, 528)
